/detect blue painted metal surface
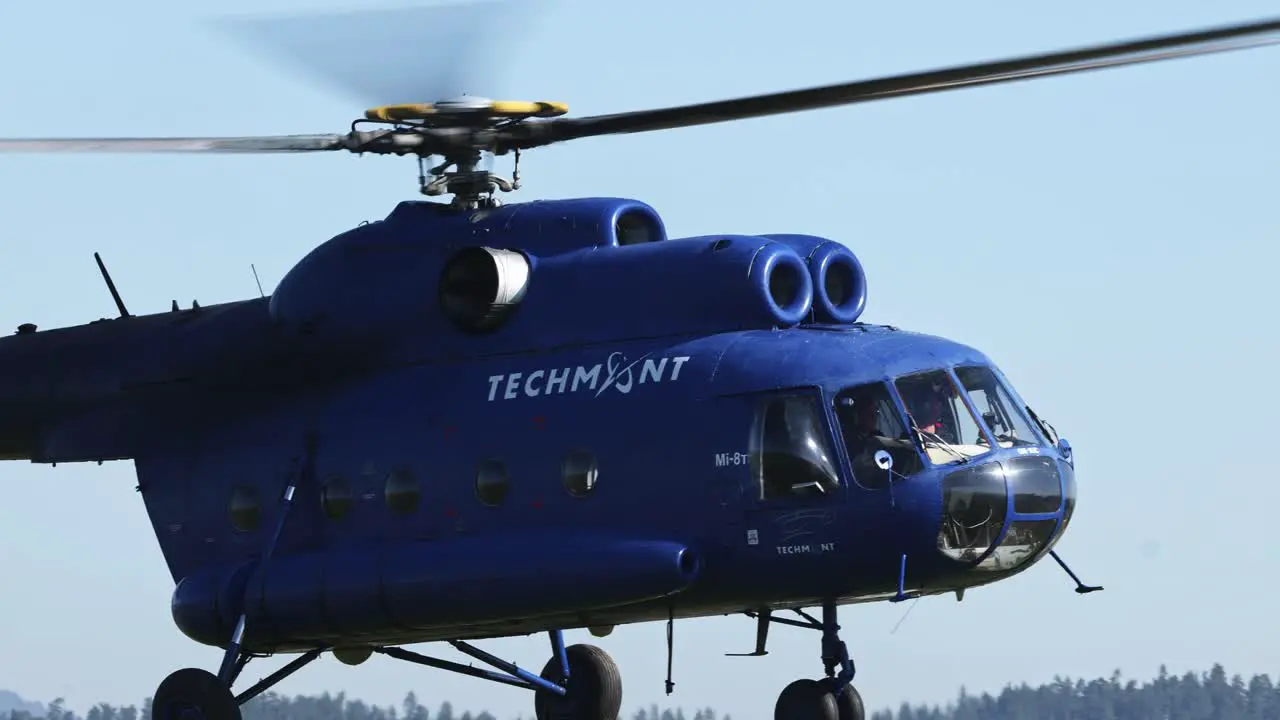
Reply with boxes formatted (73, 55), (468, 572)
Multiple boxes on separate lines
(0, 196), (1077, 655)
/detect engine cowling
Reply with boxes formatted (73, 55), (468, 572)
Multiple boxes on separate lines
(267, 219), (429, 348)
(459, 234), (814, 347)
(267, 199), (669, 349)
(265, 200), (841, 360)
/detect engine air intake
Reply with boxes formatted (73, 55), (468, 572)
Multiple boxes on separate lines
(439, 246), (531, 332)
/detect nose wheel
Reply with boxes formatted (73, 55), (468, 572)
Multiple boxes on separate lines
(772, 601), (865, 720)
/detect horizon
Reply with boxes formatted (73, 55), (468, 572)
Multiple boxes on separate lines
(3, 661), (1274, 718)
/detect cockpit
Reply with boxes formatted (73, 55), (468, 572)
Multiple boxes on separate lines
(829, 364), (1053, 481)
(890, 365), (1048, 463)
(748, 361), (1073, 578)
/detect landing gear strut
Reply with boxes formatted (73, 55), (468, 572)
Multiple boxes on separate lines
(148, 631), (622, 720)
(751, 600), (866, 720)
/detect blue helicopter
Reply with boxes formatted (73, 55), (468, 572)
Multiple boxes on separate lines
(2, 5), (1278, 719)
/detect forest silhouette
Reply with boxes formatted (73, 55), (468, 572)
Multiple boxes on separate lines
(5, 663), (1279, 719)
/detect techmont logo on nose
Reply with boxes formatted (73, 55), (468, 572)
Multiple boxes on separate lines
(487, 351), (692, 401)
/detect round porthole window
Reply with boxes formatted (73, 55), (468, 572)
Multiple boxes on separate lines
(562, 450), (599, 497)
(322, 474), (353, 520)
(385, 469), (420, 515)
(229, 485), (260, 532)
(475, 459), (509, 506)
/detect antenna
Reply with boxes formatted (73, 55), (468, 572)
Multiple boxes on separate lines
(251, 264), (265, 298)
(93, 252), (130, 318)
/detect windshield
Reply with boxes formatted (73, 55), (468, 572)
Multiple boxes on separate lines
(894, 370), (991, 465)
(953, 365), (1046, 448)
(833, 382), (923, 489)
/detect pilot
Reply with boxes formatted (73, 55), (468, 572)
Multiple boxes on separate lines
(838, 394), (901, 488)
(837, 394), (880, 448)
(838, 394), (884, 457)
(910, 379), (956, 444)
(851, 396), (880, 436)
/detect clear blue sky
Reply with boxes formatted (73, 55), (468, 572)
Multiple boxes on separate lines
(1, 1), (1277, 718)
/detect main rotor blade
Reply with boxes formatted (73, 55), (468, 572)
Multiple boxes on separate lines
(0, 135), (347, 154)
(519, 15), (1280, 145)
(210, 0), (542, 108)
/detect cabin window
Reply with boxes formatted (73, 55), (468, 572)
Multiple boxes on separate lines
(938, 461), (1009, 565)
(894, 369), (991, 465)
(475, 459), (509, 506)
(228, 485), (260, 532)
(1060, 460), (1077, 535)
(384, 469), (420, 515)
(833, 382), (923, 489)
(322, 474), (353, 520)
(973, 518), (1059, 574)
(749, 392), (842, 501)
(1004, 455), (1064, 514)
(562, 450), (599, 497)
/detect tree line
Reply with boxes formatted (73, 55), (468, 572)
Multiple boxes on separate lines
(6, 664), (1278, 719)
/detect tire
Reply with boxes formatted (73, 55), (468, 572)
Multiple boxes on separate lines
(152, 668), (241, 720)
(775, 678), (838, 720)
(533, 643), (623, 720)
(825, 681), (865, 720)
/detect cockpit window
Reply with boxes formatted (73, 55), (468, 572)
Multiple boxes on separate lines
(894, 370), (991, 465)
(954, 365), (1045, 448)
(750, 393), (842, 501)
(833, 382), (923, 488)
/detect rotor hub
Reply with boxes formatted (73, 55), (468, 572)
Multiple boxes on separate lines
(352, 98), (566, 210)
(363, 97), (568, 125)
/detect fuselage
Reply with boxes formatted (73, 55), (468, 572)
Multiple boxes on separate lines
(0, 197), (1076, 654)
(14, 319), (1070, 652)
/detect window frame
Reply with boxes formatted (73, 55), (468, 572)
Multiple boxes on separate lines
(746, 385), (847, 508)
(956, 363), (1051, 449)
(891, 367), (997, 467)
(830, 378), (927, 490)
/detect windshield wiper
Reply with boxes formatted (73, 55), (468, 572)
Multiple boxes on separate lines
(909, 420), (968, 463)
(1025, 405), (1058, 444)
(994, 432), (1031, 446)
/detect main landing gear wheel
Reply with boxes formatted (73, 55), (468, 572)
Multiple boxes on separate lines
(152, 668), (242, 720)
(533, 643), (623, 720)
(770, 599), (867, 720)
(775, 679), (838, 720)
(774, 679), (865, 720)
(822, 679), (866, 720)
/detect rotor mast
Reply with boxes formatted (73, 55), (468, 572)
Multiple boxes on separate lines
(417, 147), (519, 210)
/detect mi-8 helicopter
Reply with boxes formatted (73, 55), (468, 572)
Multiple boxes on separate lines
(1, 4), (1278, 719)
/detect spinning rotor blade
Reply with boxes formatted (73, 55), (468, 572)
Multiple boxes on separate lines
(512, 15), (1280, 146)
(0, 135), (347, 154)
(3, 10), (1278, 172)
(211, 0), (541, 108)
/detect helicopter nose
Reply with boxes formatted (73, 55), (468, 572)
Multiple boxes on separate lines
(936, 454), (1071, 576)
